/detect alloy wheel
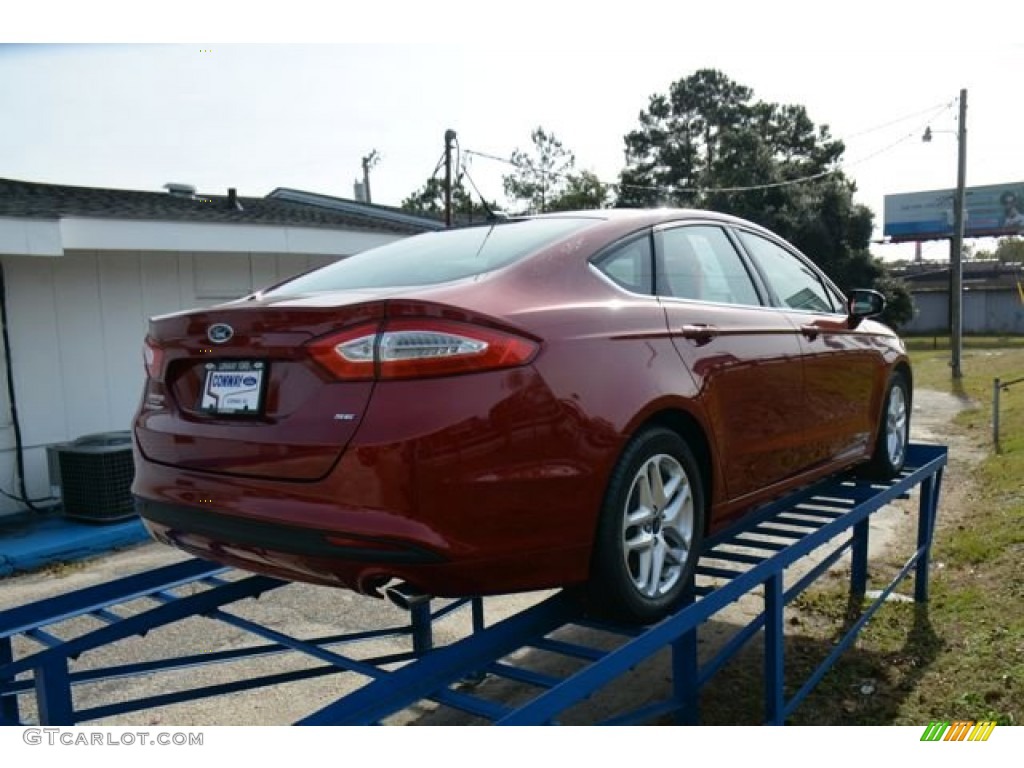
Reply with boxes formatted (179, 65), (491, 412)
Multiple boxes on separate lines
(621, 454), (695, 598)
(886, 384), (908, 468)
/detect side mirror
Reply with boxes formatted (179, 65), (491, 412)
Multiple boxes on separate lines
(847, 288), (885, 327)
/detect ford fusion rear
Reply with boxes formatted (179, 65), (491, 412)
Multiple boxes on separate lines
(133, 211), (910, 623)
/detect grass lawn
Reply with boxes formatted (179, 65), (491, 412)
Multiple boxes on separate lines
(694, 340), (1023, 725)
(903, 334), (1024, 352)
(784, 343), (1024, 725)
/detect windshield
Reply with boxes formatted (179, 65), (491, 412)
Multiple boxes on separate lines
(267, 217), (600, 295)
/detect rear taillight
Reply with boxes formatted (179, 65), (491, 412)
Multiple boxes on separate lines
(308, 324), (379, 381)
(143, 338), (164, 379)
(308, 319), (538, 380)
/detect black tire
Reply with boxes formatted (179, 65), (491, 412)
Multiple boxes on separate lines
(586, 427), (706, 624)
(861, 370), (911, 480)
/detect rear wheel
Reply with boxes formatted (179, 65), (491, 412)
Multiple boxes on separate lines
(862, 370), (911, 479)
(587, 427), (706, 624)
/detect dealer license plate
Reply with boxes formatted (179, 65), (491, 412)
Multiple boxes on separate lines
(200, 361), (266, 415)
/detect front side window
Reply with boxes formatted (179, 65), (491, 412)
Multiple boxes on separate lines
(267, 217), (600, 295)
(656, 225), (761, 306)
(737, 231), (837, 313)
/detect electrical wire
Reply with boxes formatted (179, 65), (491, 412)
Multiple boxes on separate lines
(463, 147), (515, 167)
(663, 112), (943, 195)
(0, 486), (58, 506)
(456, 137), (502, 220)
(841, 99), (955, 141)
(430, 150), (447, 181)
(404, 151), (448, 212)
(460, 162), (488, 203)
(460, 161), (502, 219)
(0, 260), (53, 512)
(464, 100), (953, 199)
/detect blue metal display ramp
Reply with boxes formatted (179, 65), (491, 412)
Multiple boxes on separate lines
(1, 444), (946, 726)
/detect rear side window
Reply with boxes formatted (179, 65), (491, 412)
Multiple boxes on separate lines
(267, 218), (599, 294)
(657, 225), (761, 306)
(592, 235), (653, 294)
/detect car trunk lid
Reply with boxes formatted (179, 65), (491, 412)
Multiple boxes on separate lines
(135, 295), (389, 481)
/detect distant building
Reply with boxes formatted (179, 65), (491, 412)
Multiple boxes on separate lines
(892, 260), (1024, 334)
(0, 176), (439, 514)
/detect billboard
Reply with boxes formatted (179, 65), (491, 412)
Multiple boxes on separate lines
(884, 182), (1024, 241)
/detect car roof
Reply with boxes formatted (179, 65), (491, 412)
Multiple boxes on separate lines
(520, 207), (774, 233)
(450, 208), (799, 264)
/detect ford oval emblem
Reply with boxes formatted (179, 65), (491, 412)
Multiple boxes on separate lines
(207, 323), (234, 344)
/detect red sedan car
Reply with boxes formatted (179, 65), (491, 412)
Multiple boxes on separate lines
(133, 209), (911, 622)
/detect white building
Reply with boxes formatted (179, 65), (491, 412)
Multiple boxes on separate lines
(0, 178), (439, 515)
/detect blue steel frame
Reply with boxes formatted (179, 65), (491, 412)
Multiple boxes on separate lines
(0, 443), (946, 726)
(0, 559), (482, 725)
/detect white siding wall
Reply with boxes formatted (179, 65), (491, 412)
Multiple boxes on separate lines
(0, 249), (342, 514)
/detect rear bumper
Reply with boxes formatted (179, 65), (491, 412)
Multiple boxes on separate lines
(132, 367), (614, 597)
(137, 496), (589, 598)
(137, 498), (443, 564)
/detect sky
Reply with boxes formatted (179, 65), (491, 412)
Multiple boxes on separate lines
(3, 3), (1022, 262)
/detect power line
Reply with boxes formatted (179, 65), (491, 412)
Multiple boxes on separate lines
(457, 138), (502, 219)
(841, 99), (955, 141)
(466, 100), (953, 170)
(464, 101), (953, 198)
(670, 108), (948, 195)
(463, 147), (514, 167)
(460, 161), (492, 209)
(430, 150), (446, 180)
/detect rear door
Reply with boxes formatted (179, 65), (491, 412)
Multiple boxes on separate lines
(733, 229), (881, 467)
(656, 223), (810, 502)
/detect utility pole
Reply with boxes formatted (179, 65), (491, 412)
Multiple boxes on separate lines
(444, 129), (457, 228)
(361, 150), (380, 204)
(950, 89), (967, 380)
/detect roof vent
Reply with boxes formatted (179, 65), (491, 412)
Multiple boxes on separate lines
(163, 182), (196, 198)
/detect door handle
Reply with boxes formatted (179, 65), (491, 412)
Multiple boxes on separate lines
(680, 324), (718, 345)
(800, 324), (821, 340)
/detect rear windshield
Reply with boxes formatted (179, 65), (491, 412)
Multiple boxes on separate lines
(266, 217), (599, 294)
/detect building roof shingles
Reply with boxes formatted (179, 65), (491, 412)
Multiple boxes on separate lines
(0, 177), (435, 235)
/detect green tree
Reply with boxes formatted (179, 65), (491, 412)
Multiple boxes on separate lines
(401, 174), (493, 221)
(619, 69), (756, 208)
(547, 170), (609, 212)
(994, 237), (1024, 263)
(503, 127), (577, 213)
(873, 274), (915, 329)
(617, 68), (891, 297)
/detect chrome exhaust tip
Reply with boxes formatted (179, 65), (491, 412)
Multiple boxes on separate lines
(384, 581), (431, 611)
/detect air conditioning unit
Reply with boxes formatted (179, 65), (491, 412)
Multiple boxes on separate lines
(54, 431), (136, 523)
